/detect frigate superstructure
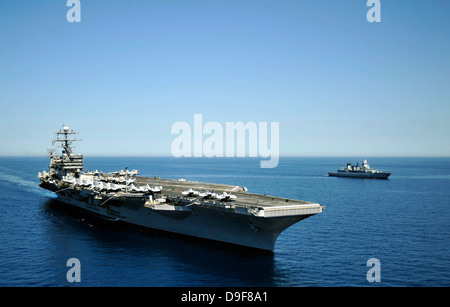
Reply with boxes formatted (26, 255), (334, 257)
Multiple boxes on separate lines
(38, 125), (323, 252)
(328, 159), (391, 179)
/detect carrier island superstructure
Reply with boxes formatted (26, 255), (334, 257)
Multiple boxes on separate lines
(38, 126), (323, 252)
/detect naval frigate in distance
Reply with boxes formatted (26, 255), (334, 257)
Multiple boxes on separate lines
(38, 125), (323, 252)
(328, 159), (391, 179)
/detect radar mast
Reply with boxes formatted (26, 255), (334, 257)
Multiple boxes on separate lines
(48, 124), (84, 178)
(52, 124), (81, 155)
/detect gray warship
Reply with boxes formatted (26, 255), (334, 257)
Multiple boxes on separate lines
(38, 126), (323, 251)
(328, 159), (391, 179)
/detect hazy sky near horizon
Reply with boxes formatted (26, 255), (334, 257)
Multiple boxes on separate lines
(0, 0), (449, 157)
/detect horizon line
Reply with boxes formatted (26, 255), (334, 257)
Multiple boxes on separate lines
(0, 154), (449, 158)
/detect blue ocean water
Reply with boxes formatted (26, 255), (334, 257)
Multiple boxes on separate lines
(0, 156), (448, 287)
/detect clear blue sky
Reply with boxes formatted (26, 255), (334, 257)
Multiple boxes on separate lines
(1, 0), (449, 156)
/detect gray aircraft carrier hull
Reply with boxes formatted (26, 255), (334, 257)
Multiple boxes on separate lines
(54, 191), (316, 251)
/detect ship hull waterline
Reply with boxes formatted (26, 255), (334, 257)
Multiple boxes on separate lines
(50, 190), (314, 252)
(328, 172), (391, 179)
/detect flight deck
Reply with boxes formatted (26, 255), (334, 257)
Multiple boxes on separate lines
(135, 176), (322, 218)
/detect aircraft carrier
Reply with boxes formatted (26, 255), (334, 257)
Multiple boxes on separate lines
(38, 126), (323, 252)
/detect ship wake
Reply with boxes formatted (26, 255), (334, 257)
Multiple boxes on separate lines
(0, 166), (55, 198)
